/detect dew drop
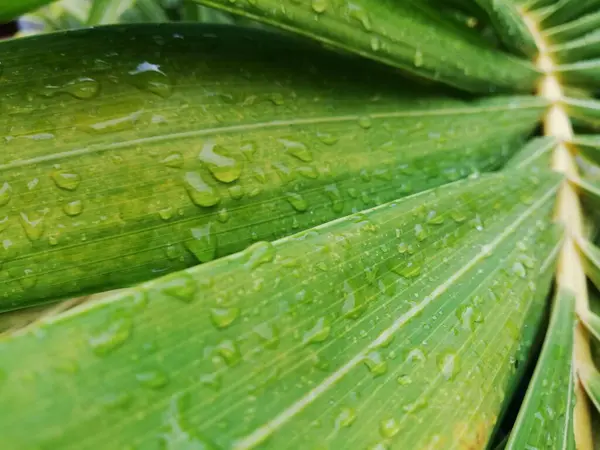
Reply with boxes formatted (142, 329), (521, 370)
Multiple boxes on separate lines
(253, 322), (280, 349)
(161, 152), (184, 168)
(285, 192), (308, 212)
(379, 417), (400, 438)
(324, 184), (344, 213)
(437, 352), (459, 381)
(395, 261), (421, 279)
(512, 261), (527, 279)
(84, 110), (144, 134)
(245, 241), (275, 269)
(128, 61), (173, 98)
(19, 211), (45, 241)
(370, 36), (381, 52)
(414, 224), (428, 241)
(341, 280), (366, 319)
(215, 339), (241, 366)
(199, 372), (222, 391)
(209, 307), (240, 329)
(334, 407), (356, 429)
(40, 77), (100, 99)
(426, 210), (444, 225)
(88, 311), (132, 355)
(358, 115), (372, 129)
(364, 350), (388, 376)
(316, 131), (338, 145)
(161, 393), (217, 449)
(397, 375), (412, 385)
(303, 317), (331, 344)
(51, 170), (81, 191)
(185, 223), (217, 263)
(312, 0), (328, 13)
(280, 138), (313, 162)
(228, 185), (244, 200)
(0, 182), (12, 206)
(155, 272), (197, 302)
(136, 369), (169, 389)
(158, 206), (174, 221)
(183, 171), (220, 207)
(414, 49), (424, 67)
(198, 141), (242, 183)
(296, 165), (319, 179)
(348, 3), (371, 30)
(64, 199), (84, 216)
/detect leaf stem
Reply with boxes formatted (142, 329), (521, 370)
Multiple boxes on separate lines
(521, 11), (594, 449)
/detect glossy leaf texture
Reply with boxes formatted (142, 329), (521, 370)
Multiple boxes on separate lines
(544, 10), (600, 43)
(562, 97), (600, 129)
(505, 136), (556, 169)
(0, 166), (562, 450)
(193, 0), (540, 93)
(570, 135), (600, 165)
(550, 29), (600, 63)
(557, 60), (600, 89)
(0, 0), (56, 21)
(0, 24), (547, 311)
(505, 288), (576, 450)
(536, 0), (600, 29)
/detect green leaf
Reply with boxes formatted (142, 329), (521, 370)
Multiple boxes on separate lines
(0, 0), (57, 22)
(570, 135), (600, 165)
(472, 0), (538, 56)
(0, 24), (546, 311)
(562, 97), (600, 129)
(537, 0), (600, 29)
(571, 177), (600, 216)
(580, 307), (600, 343)
(545, 10), (600, 43)
(505, 288), (577, 450)
(579, 359), (600, 413)
(550, 30), (600, 63)
(0, 167), (562, 449)
(193, 0), (541, 93)
(577, 238), (600, 296)
(557, 59), (600, 88)
(505, 136), (557, 169)
(87, 0), (137, 25)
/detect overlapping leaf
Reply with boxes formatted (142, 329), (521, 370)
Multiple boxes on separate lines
(0, 0), (56, 21)
(0, 166), (562, 449)
(0, 25), (546, 310)
(544, 10), (600, 43)
(193, 0), (540, 93)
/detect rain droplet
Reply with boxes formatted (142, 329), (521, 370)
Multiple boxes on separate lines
(185, 223), (217, 263)
(395, 261), (421, 279)
(334, 407), (356, 429)
(364, 350), (388, 376)
(183, 171), (220, 207)
(414, 224), (428, 241)
(285, 192), (308, 212)
(161, 393), (217, 449)
(88, 311), (132, 355)
(280, 139), (313, 162)
(341, 280), (366, 319)
(296, 165), (319, 179)
(19, 211), (45, 241)
(253, 322), (280, 349)
(158, 206), (174, 221)
(245, 241), (275, 269)
(324, 184), (344, 213)
(198, 141), (242, 183)
(426, 210), (444, 225)
(51, 170), (81, 191)
(40, 77), (100, 99)
(85, 110), (144, 134)
(136, 369), (169, 389)
(512, 261), (527, 279)
(370, 36), (381, 51)
(215, 339), (241, 366)
(128, 61), (173, 98)
(348, 3), (371, 30)
(155, 272), (197, 302)
(414, 49), (424, 67)
(64, 200), (84, 216)
(312, 0), (328, 13)
(397, 375), (412, 385)
(358, 115), (372, 129)
(0, 182), (12, 206)
(437, 352), (459, 381)
(379, 417), (400, 438)
(316, 132), (338, 145)
(210, 307), (240, 329)
(228, 185), (244, 200)
(199, 372), (222, 391)
(303, 317), (331, 344)
(161, 152), (184, 168)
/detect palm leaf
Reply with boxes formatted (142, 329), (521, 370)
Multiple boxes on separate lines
(0, 0), (57, 22)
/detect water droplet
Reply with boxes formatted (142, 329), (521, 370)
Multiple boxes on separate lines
(395, 261), (421, 279)
(19, 211), (45, 241)
(303, 317), (331, 344)
(403, 397), (428, 413)
(210, 307), (240, 329)
(437, 352), (459, 381)
(358, 115), (372, 129)
(269, 93), (285, 105)
(128, 61), (173, 98)
(364, 351), (388, 376)
(240, 142), (257, 161)
(14, 267), (37, 290)
(161, 393), (217, 449)
(296, 165), (318, 179)
(312, 0), (328, 13)
(397, 375), (412, 385)
(367, 442), (389, 450)
(370, 36), (381, 51)
(85, 110), (144, 134)
(0, 182), (12, 206)
(406, 348), (426, 363)
(161, 152), (184, 168)
(334, 407), (356, 429)
(64, 199), (84, 216)
(414, 49), (424, 67)
(348, 3), (371, 30)
(185, 223), (217, 263)
(379, 417), (400, 438)
(158, 206), (174, 221)
(324, 184), (344, 213)
(198, 141), (242, 183)
(316, 132), (338, 145)
(40, 77), (100, 99)
(341, 280), (366, 319)
(100, 392), (133, 410)
(199, 372), (222, 391)
(183, 171), (220, 207)
(215, 339), (241, 366)
(216, 208), (229, 223)
(253, 322), (280, 349)
(457, 305), (475, 331)
(285, 192), (308, 212)
(414, 224), (428, 241)
(512, 261), (527, 279)
(228, 185), (244, 200)
(136, 369), (169, 389)
(89, 311), (132, 355)
(245, 241), (275, 269)
(156, 272), (197, 302)
(51, 170), (81, 191)
(280, 139), (313, 162)
(426, 210), (444, 225)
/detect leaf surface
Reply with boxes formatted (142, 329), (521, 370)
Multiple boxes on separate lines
(570, 135), (600, 165)
(0, 24), (546, 310)
(192, 0), (540, 93)
(506, 288), (577, 450)
(0, 167), (562, 449)
(545, 10), (600, 43)
(0, 0), (56, 21)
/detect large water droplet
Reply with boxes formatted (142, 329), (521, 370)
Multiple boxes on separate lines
(253, 322), (280, 349)
(334, 407), (356, 429)
(437, 352), (459, 381)
(512, 261), (527, 279)
(19, 211), (45, 241)
(215, 339), (241, 366)
(136, 369), (169, 389)
(414, 224), (428, 241)
(40, 77), (100, 99)
(183, 171), (220, 207)
(128, 61), (173, 98)
(185, 223), (217, 263)
(63, 199), (84, 216)
(84, 110), (144, 134)
(89, 311), (132, 355)
(161, 152), (184, 168)
(341, 280), (366, 319)
(303, 317), (331, 344)
(198, 141), (242, 183)
(379, 417), (400, 438)
(210, 307), (240, 329)
(285, 192), (308, 212)
(364, 350), (388, 376)
(156, 272), (197, 302)
(0, 182), (12, 206)
(245, 241), (275, 269)
(161, 393), (217, 449)
(280, 139), (313, 162)
(51, 170), (81, 191)
(348, 3), (371, 30)
(324, 184), (344, 213)
(312, 0), (328, 13)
